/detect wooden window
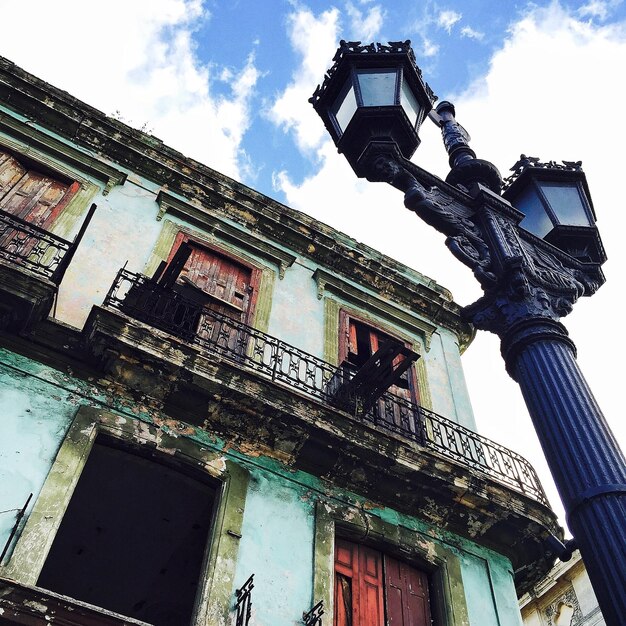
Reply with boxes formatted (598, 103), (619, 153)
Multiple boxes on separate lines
(339, 312), (419, 405)
(334, 539), (432, 626)
(141, 233), (262, 347)
(166, 233), (259, 325)
(0, 150), (78, 228)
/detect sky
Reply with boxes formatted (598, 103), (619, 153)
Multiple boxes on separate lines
(1, 0), (624, 532)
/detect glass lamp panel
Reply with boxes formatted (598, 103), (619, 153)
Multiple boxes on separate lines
(516, 185), (553, 238)
(400, 77), (421, 127)
(332, 82), (358, 133)
(539, 181), (591, 226)
(356, 69), (398, 106)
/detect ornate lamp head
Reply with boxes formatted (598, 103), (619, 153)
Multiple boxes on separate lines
(503, 156), (606, 264)
(310, 40), (436, 177)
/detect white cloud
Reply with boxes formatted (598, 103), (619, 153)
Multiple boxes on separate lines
(277, 1), (626, 526)
(0, 0), (259, 181)
(578, 0), (621, 21)
(422, 38), (441, 57)
(437, 9), (462, 33)
(267, 7), (341, 153)
(460, 25), (485, 40)
(345, 2), (385, 41)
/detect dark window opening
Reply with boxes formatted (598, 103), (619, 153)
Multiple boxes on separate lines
(37, 440), (216, 626)
(334, 538), (433, 626)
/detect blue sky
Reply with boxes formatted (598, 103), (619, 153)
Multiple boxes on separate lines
(1, 0), (625, 529)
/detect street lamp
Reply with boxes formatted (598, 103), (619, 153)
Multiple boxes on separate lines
(310, 40), (434, 177)
(311, 40), (625, 626)
(502, 156), (605, 263)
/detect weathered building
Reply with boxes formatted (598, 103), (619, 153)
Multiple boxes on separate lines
(520, 551), (604, 626)
(0, 55), (562, 626)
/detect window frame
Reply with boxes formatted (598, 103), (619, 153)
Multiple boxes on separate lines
(338, 309), (421, 405)
(144, 219), (276, 334)
(1, 405), (249, 626)
(334, 538), (434, 626)
(0, 129), (124, 241)
(323, 298), (432, 411)
(0, 149), (81, 230)
(313, 501), (470, 626)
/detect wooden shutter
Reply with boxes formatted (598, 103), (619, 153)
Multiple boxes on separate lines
(384, 554), (431, 626)
(0, 150), (78, 228)
(335, 539), (356, 626)
(335, 539), (385, 626)
(348, 319), (359, 360)
(167, 234), (255, 324)
(0, 153), (26, 199)
(358, 545), (385, 626)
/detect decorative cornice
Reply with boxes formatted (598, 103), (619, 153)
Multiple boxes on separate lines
(0, 56), (471, 344)
(156, 190), (296, 280)
(314, 268), (440, 351)
(0, 110), (126, 194)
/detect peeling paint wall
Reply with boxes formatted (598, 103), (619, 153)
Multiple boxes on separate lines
(0, 349), (528, 626)
(0, 65), (537, 626)
(0, 98), (477, 429)
(55, 180), (164, 329)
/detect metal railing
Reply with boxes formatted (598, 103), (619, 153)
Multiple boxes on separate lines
(234, 575), (254, 626)
(303, 601), (324, 626)
(0, 208), (73, 283)
(103, 268), (548, 506)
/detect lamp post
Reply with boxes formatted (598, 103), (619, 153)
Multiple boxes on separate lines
(311, 40), (626, 625)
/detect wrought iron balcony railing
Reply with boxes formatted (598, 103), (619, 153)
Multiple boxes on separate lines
(0, 208), (75, 284)
(103, 268), (548, 506)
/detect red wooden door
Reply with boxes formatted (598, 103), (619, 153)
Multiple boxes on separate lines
(335, 539), (385, 626)
(384, 554), (432, 626)
(335, 540), (432, 626)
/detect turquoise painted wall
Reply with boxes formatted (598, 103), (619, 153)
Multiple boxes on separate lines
(233, 467), (315, 625)
(0, 349), (526, 626)
(0, 374), (74, 552)
(267, 261), (325, 358)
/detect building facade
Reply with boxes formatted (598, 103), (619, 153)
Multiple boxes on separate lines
(0, 56), (561, 626)
(520, 551), (604, 626)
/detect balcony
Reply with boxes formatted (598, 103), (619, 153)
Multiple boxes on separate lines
(0, 577), (148, 625)
(0, 207), (92, 332)
(96, 267), (548, 507)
